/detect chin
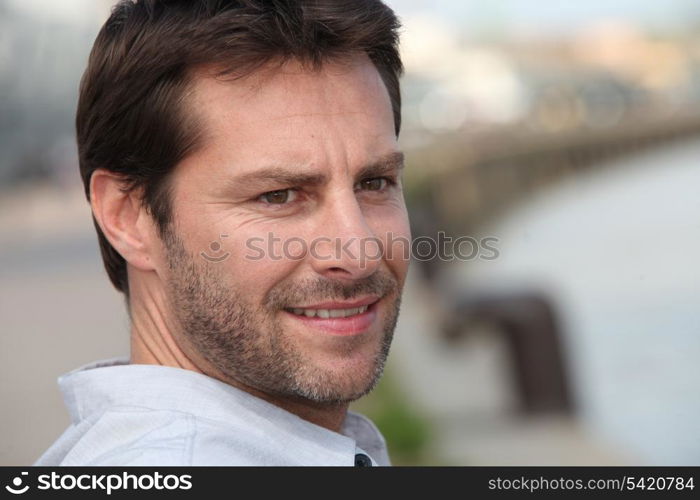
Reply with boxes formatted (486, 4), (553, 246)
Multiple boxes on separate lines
(289, 354), (386, 404)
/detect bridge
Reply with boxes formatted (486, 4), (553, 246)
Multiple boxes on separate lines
(405, 111), (700, 247)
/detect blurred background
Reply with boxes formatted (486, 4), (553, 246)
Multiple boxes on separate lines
(1, 0), (699, 465)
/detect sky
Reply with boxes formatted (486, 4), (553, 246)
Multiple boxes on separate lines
(4, 0), (111, 25)
(384, 0), (699, 36)
(4, 0), (698, 35)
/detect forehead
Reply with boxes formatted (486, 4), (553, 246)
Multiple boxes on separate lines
(182, 56), (397, 173)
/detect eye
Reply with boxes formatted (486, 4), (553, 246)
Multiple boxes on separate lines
(258, 188), (298, 205)
(357, 177), (394, 192)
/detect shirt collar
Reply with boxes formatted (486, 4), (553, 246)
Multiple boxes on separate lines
(58, 357), (388, 465)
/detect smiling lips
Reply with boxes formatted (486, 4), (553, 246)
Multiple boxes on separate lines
(284, 297), (380, 335)
(289, 305), (370, 318)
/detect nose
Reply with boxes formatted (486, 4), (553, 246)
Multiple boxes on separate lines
(308, 191), (382, 281)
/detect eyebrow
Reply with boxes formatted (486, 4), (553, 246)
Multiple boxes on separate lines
(357, 151), (405, 181)
(231, 151), (405, 190)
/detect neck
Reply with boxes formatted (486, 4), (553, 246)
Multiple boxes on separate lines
(128, 274), (349, 433)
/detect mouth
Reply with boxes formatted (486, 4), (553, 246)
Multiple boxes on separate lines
(283, 297), (381, 336)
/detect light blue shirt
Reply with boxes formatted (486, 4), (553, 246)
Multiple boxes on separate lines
(34, 358), (390, 466)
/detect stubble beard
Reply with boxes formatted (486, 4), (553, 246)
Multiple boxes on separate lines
(162, 228), (403, 406)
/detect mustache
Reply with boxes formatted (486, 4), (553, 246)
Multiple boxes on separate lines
(264, 270), (398, 309)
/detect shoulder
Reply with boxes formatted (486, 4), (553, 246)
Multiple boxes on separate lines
(55, 407), (197, 466)
(43, 407), (282, 466)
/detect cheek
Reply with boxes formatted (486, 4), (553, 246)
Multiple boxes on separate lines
(237, 229), (310, 264)
(170, 201), (230, 259)
(370, 208), (412, 267)
(228, 230), (303, 296)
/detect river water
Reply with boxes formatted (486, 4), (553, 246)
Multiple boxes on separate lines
(458, 137), (700, 464)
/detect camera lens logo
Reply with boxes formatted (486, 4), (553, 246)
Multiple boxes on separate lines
(5, 472), (29, 495)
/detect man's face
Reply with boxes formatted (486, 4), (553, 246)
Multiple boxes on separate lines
(159, 56), (410, 405)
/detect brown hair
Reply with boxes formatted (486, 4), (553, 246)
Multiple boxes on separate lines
(78, 0), (403, 296)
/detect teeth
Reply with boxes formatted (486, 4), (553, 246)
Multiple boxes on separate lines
(289, 304), (369, 318)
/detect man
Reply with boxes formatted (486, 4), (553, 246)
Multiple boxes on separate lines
(35, 0), (410, 466)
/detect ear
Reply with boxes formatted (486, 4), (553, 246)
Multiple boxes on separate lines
(90, 169), (158, 273)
